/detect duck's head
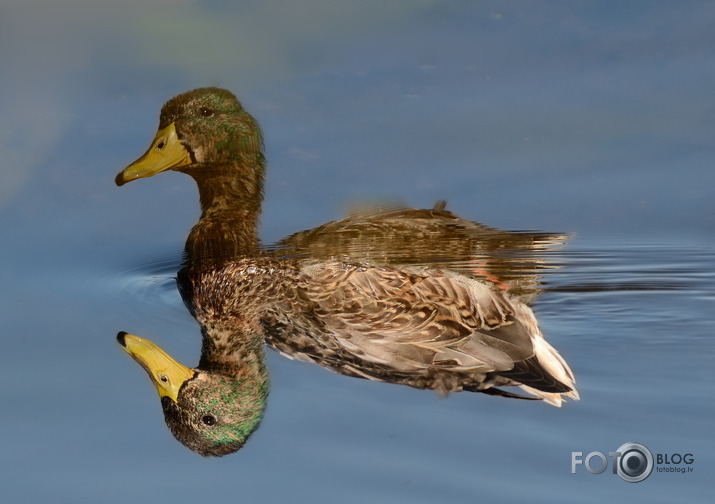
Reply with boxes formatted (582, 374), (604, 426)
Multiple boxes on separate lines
(117, 332), (267, 457)
(115, 87), (263, 186)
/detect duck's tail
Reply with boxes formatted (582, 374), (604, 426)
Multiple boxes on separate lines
(518, 334), (579, 407)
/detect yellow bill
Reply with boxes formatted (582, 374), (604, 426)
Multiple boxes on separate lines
(115, 122), (192, 186)
(117, 332), (195, 402)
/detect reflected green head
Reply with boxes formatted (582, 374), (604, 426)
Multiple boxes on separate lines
(161, 370), (268, 457)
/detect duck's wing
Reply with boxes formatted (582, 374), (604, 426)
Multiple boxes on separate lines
(299, 263), (577, 403)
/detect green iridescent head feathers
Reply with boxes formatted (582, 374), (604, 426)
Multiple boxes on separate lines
(116, 87), (264, 186)
(159, 87), (263, 167)
(161, 371), (268, 457)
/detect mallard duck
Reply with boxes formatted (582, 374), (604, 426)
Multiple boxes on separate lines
(119, 256), (577, 456)
(115, 87), (569, 298)
(177, 258), (577, 402)
(115, 88), (578, 456)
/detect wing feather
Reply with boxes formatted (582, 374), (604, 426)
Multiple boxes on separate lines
(301, 263), (531, 375)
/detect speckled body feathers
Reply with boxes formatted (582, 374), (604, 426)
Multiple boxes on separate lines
(180, 258), (577, 405)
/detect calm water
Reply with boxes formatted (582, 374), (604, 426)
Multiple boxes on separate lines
(2, 2), (714, 503)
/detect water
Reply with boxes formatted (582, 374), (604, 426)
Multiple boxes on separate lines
(2, 2), (714, 503)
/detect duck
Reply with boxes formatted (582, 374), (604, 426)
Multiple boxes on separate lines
(118, 255), (577, 456)
(183, 257), (577, 401)
(114, 88), (578, 456)
(115, 87), (569, 300)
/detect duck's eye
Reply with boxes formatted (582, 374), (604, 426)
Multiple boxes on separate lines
(200, 107), (214, 117)
(201, 414), (217, 426)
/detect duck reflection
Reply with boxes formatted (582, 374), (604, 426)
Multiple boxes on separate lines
(117, 332), (267, 456)
(115, 88), (578, 456)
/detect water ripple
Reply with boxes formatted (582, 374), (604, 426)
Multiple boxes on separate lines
(99, 252), (185, 314)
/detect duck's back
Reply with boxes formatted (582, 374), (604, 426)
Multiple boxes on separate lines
(256, 261), (577, 403)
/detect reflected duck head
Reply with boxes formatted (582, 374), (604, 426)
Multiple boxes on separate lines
(117, 332), (267, 457)
(115, 87), (264, 186)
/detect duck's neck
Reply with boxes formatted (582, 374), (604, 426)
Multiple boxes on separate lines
(198, 324), (267, 385)
(185, 163), (264, 266)
(193, 164), (263, 220)
(196, 325), (269, 447)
